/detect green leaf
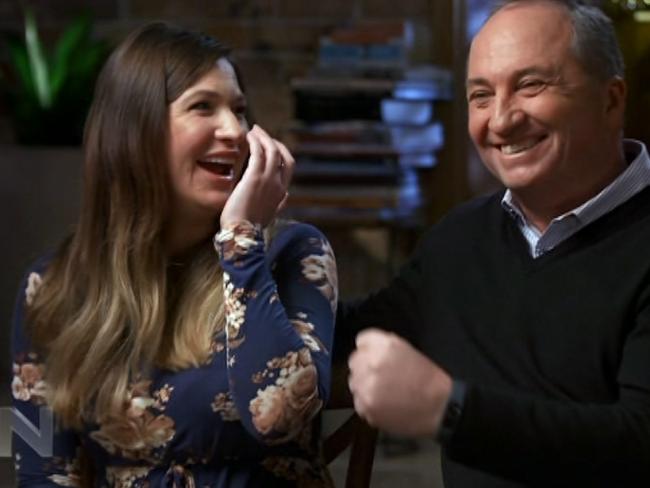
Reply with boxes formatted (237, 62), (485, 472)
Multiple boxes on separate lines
(50, 14), (91, 98)
(24, 9), (52, 109)
(6, 38), (34, 96)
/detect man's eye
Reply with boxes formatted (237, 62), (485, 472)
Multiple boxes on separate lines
(519, 80), (545, 94)
(468, 91), (491, 105)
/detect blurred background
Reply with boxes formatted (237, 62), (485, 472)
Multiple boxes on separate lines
(0, 0), (648, 485)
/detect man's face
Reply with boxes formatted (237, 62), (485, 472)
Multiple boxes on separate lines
(466, 2), (623, 203)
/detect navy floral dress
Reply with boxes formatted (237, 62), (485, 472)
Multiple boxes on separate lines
(11, 221), (337, 487)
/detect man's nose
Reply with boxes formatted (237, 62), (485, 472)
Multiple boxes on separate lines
(488, 96), (525, 135)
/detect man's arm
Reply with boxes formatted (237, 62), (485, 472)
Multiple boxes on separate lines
(333, 235), (428, 366)
(348, 310), (650, 487)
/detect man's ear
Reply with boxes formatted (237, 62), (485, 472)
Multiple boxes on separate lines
(605, 76), (626, 129)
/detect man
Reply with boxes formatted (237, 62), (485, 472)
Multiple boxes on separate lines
(341, 0), (650, 486)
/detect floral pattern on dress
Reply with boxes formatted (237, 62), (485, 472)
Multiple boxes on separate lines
(211, 392), (240, 421)
(300, 239), (338, 312)
(89, 381), (175, 461)
(12, 355), (47, 404)
(13, 222), (335, 487)
(45, 453), (82, 487)
(249, 348), (322, 443)
(261, 456), (332, 488)
(105, 466), (151, 487)
(153, 384), (174, 411)
(291, 313), (327, 354)
(48, 473), (80, 487)
(164, 464), (197, 488)
(214, 221), (261, 263)
(223, 272), (256, 349)
(210, 337), (226, 355)
(25, 271), (43, 306)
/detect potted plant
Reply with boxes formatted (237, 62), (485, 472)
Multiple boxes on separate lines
(1, 9), (108, 145)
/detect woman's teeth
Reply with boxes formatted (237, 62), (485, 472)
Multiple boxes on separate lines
(199, 158), (234, 177)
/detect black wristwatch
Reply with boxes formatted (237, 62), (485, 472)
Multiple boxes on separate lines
(436, 379), (466, 444)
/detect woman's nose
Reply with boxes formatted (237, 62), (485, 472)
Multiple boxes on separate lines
(214, 109), (246, 143)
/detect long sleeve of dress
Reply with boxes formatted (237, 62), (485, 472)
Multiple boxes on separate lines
(11, 264), (83, 487)
(214, 221), (337, 445)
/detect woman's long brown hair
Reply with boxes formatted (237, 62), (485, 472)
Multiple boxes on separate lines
(27, 23), (235, 428)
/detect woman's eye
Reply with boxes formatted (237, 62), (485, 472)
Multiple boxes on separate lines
(233, 105), (248, 120)
(190, 101), (212, 111)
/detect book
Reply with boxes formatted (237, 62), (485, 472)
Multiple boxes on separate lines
(389, 122), (444, 151)
(293, 91), (386, 122)
(294, 141), (438, 158)
(292, 120), (444, 150)
(287, 167), (423, 211)
(398, 152), (437, 169)
(292, 121), (444, 156)
(291, 120), (388, 145)
(317, 21), (412, 75)
(326, 21), (411, 45)
(291, 65), (452, 122)
(381, 98), (433, 125)
(292, 159), (400, 185)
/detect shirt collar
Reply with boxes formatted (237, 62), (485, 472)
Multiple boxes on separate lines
(501, 139), (650, 229)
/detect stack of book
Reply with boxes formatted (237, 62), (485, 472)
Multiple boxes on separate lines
(286, 23), (452, 221)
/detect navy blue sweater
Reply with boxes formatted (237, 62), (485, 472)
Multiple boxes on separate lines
(337, 188), (650, 487)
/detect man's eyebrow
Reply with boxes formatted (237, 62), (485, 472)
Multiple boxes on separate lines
(513, 66), (556, 78)
(466, 77), (490, 89)
(466, 66), (557, 89)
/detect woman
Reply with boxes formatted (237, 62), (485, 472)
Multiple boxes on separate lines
(11, 22), (337, 487)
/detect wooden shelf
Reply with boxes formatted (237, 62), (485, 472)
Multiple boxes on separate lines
(294, 141), (440, 158)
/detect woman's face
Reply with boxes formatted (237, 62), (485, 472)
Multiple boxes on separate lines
(167, 58), (249, 225)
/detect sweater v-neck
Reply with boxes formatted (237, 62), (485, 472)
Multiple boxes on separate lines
(500, 186), (650, 273)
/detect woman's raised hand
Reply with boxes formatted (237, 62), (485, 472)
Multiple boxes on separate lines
(220, 125), (295, 229)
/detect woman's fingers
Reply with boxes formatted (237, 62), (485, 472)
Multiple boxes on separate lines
(222, 124), (294, 227)
(246, 125), (293, 192)
(249, 125), (278, 180)
(275, 140), (295, 189)
(244, 127), (264, 179)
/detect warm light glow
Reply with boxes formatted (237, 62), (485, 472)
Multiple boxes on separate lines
(609, 0), (650, 9)
(634, 10), (650, 20)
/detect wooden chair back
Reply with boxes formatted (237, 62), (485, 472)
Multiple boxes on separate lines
(324, 361), (378, 488)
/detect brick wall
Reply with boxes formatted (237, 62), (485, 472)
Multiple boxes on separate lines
(0, 0), (463, 303)
(0, 0), (451, 140)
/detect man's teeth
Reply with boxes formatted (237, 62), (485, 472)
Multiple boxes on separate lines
(501, 140), (539, 155)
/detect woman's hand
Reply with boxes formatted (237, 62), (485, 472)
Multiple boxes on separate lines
(220, 125), (295, 229)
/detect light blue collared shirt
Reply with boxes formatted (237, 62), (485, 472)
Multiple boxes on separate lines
(501, 139), (650, 258)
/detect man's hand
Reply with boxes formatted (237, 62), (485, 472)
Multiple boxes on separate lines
(348, 328), (453, 437)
